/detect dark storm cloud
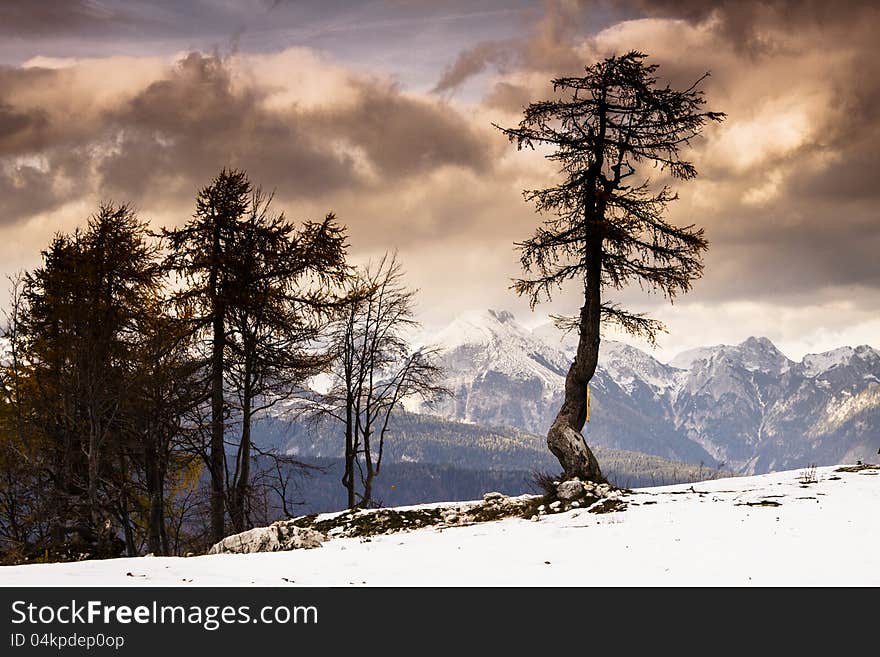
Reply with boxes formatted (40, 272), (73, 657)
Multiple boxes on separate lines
(0, 68), (58, 155)
(102, 53), (493, 204)
(314, 80), (494, 178)
(0, 66), (95, 224)
(0, 65), (115, 160)
(428, 0), (880, 304)
(430, 0), (606, 95)
(98, 52), (360, 203)
(0, 103), (49, 154)
(616, 0), (880, 53)
(692, 198), (880, 304)
(483, 81), (534, 113)
(432, 41), (515, 94)
(0, 0), (290, 39)
(436, 0), (880, 97)
(0, 0), (128, 36)
(0, 141), (96, 226)
(0, 165), (64, 226)
(788, 134), (880, 203)
(780, 50), (880, 204)
(0, 50), (497, 227)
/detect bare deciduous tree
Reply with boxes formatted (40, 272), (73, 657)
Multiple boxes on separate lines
(306, 255), (449, 508)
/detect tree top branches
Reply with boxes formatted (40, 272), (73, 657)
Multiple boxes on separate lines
(495, 50), (725, 344)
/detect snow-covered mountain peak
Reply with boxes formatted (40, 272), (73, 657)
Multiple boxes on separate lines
(600, 340), (680, 393)
(428, 309), (570, 387)
(740, 336), (778, 352)
(422, 310), (572, 430)
(431, 309), (530, 347)
(670, 337), (792, 375)
(668, 345), (722, 370)
(733, 336), (792, 373)
(802, 346), (855, 377)
(801, 344), (880, 379)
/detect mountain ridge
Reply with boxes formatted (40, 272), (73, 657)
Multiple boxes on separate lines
(418, 309), (880, 474)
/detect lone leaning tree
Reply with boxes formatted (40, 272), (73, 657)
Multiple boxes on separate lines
(496, 51), (724, 483)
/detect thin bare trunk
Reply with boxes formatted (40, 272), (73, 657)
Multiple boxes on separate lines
(145, 441), (166, 555)
(343, 396), (355, 509)
(361, 426), (374, 508)
(87, 422), (100, 528)
(210, 303), (226, 543)
(231, 368), (252, 532)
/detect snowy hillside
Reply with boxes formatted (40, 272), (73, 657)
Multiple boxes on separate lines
(3, 464), (877, 586)
(418, 310), (880, 474)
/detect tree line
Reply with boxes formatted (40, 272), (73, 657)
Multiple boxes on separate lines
(0, 168), (444, 563)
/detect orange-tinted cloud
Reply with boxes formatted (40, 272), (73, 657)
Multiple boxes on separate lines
(1, 1), (879, 360)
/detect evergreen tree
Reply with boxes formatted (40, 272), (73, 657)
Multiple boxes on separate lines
(0, 274), (50, 562)
(225, 198), (349, 532)
(14, 204), (162, 557)
(165, 169), (350, 540)
(496, 51), (724, 482)
(128, 307), (204, 555)
(164, 169), (251, 543)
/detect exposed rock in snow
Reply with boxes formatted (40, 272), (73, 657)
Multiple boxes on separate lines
(213, 485), (628, 552)
(208, 522), (325, 554)
(556, 479), (585, 501)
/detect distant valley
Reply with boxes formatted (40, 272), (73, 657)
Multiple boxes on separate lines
(256, 412), (723, 513)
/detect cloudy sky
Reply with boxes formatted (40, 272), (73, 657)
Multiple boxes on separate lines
(1, 0), (878, 361)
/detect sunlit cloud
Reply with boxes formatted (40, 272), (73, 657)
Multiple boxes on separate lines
(0, 0), (878, 360)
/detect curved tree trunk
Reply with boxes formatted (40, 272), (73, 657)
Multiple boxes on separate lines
(547, 238), (605, 483)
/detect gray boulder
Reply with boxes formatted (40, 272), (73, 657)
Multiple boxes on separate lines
(208, 522), (325, 555)
(556, 479), (586, 501)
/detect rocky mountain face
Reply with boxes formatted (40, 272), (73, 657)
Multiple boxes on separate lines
(419, 310), (880, 474)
